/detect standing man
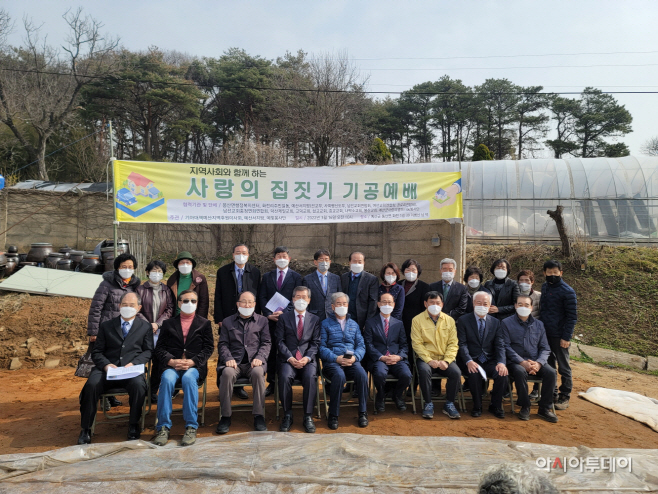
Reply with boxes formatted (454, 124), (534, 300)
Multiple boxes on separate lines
(429, 258), (469, 321)
(540, 260), (577, 410)
(363, 292), (412, 412)
(340, 251), (378, 330)
(302, 249), (341, 321)
(258, 246), (303, 396)
(78, 292), (153, 444)
(216, 291), (271, 434)
(214, 243), (261, 326)
(167, 252), (209, 319)
(456, 291), (508, 418)
(275, 286), (321, 433)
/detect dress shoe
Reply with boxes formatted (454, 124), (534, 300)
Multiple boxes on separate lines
(108, 396), (122, 407)
(303, 415), (316, 433)
(127, 424), (141, 440)
(216, 416), (232, 434)
(471, 407), (482, 418)
(279, 414), (293, 432)
(254, 414), (267, 431)
(358, 412), (369, 428)
(265, 383), (275, 397)
(77, 428), (91, 445)
(150, 392), (158, 404)
(488, 404), (505, 419)
(538, 408), (559, 423)
(327, 414), (339, 430)
(234, 388), (249, 399)
(394, 395), (407, 411)
(518, 406), (531, 421)
(375, 394), (385, 413)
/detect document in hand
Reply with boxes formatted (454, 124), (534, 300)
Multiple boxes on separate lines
(265, 292), (290, 313)
(106, 364), (145, 380)
(477, 364), (487, 381)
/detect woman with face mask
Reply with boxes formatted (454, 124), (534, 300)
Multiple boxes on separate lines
(482, 259), (520, 321)
(462, 266), (493, 314)
(167, 251), (209, 319)
(378, 262), (405, 320)
(516, 269), (541, 319)
(399, 259), (430, 347)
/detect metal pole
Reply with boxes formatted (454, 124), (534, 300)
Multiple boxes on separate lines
(109, 121), (118, 258)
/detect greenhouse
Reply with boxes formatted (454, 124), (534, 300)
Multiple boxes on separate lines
(357, 156), (658, 243)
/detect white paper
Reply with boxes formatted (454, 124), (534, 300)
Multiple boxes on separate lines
(477, 364), (487, 381)
(265, 292), (290, 313)
(106, 364), (145, 380)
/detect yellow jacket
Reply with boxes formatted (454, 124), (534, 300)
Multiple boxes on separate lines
(410, 310), (459, 364)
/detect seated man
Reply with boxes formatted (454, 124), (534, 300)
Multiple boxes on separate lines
(456, 291), (508, 418)
(152, 290), (214, 447)
(363, 292), (412, 412)
(411, 291), (461, 420)
(275, 286), (321, 433)
(501, 295), (558, 423)
(78, 292), (153, 444)
(319, 292), (369, 430)
(216, 291), (271, 434)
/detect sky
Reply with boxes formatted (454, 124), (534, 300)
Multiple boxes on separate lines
(5, 0), (658, 156)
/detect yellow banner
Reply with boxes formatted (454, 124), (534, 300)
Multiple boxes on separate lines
(113, 160), (462, 224)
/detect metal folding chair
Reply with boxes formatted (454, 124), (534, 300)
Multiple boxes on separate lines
(218, 377), (266, 420)
(508, 377), (556, 414)
(154, 378), (208, 428)
(368, 368), (416, 414)
(412, 353), (465, 412)
(319, 359), (363, 417)
(274, 372), (322, 420)
(458, 374), (514, 414)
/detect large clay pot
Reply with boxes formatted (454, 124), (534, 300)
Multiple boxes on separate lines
(56, 259), (73, 271)
(0, 252), (6, 267)
(45, 252), (65, 269)
(102, 239), (130, 255)
(69, 250), (85, 270)
(4, 255), (18, 277)
(27, 243), (54, 263)
(7, 246), (18, 254)
(59, 245), (74, 255)
(100, 247), (115, 262)
(80, 254), (101, 273)
(104, 255), (115, 273)
(17, 261), (38, 273)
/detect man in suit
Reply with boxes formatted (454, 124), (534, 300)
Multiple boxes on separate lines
(216, 291), (271, 434)
(363, 292), (412, 412)
(340, 251), (378, 330)
(429, 258), (469, 321)
(302, 249), (341, 321)
(258, 246), (302, 396)
(456, 291), (508, 418)
(78, 292), (153, 444)
(275, 286), (321, 433)
(152, 290), (214, 447)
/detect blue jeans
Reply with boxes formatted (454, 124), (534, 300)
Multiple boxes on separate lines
(157, 367), (200, 431)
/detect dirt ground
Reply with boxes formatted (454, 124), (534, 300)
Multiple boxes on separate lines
(1, 360), (657, 455)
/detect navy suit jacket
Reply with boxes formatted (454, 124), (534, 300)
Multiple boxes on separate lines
(274, 310), (321, 364)
(340, 271), (379, 329)
(429, 280), (469, 321)
(302, 271), (341, 321)
(363, 314), (408, 368)
(456, 313), (506, 365)
(258, 268), (303, 317)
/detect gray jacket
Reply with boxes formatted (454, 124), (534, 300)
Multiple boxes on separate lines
(87, 271), (141, 336)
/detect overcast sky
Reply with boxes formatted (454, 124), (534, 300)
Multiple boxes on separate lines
(6, 0), (658, 156)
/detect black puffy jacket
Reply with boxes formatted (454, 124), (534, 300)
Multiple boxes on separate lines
(87, 271), (141, 336)
(540, 278), (577, 340)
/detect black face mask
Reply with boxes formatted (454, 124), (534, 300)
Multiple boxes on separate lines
(546, 275), (561, 285)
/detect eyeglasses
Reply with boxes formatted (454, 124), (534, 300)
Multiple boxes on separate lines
(181, 299), (198, 304)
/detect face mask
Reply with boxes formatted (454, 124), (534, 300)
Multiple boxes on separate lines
(275, 258), (289, 269)
(120, 306), (137, 319)
(234, 254), (248, 265)
(178, 264), (193, 275)
(334, 306), (348, 317)
(379, 305), (394, 315)
(149, 272), (163, 283)
(546, 275), (561, 284)
(180, 302), (196, 314)
(404, 271), (417, 282)
(118, 269), (134, 280)
(494, 269), (507, 280)
(516, 306), (532, 317)
(317, 261), (330, 272)
(238, 306), (255, 317)
(468, 278), (480, 289)
(385, 275), (397, 285)
(428, 304), (442, 316)
(350, 263), (364, 274)
(294, 299), (308, 311)
(519, 282), (531, 294)
(442, 271), (455, 282)
(474, 305), (489, 317)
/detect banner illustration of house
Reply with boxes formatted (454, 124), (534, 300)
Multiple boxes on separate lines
(115, 171), (165, 218)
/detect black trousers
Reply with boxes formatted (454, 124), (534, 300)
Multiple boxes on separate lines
(416, 359), (461, 404)
(266, 321), (278, 384)
(508, 362), (556, 409)
(460, 359), (506, 410)
(371, 360), (412, 399)
(547, 337), (573, 398)
(79, 368), (147, 429)
(278, 360), (317, 415)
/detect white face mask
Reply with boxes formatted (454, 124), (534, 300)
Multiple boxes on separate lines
(385, 274), (397, 285)
(234, 254), (248, 265)
(379, 305), (394, 315)
(442, 271), (455, 282)
(350, 263), (364, 274)
(118, 268), (134, 279)
(334, 306), (348, 317)
(317, 261), (330, 272)
(149, 272), (163, 283)
(519, 283), (532, 294)
(474, 305), (489, 317)
(494, 269), (507, 280)
(238, 306), (255, 317)
(404, 271), (417, 282)
(516, 306), (532, 317)
(120, 306), (137, 319)
(275, 258), (289, 269)
(180, 302), (196, 314)
(428, 304), (442, 316)
(178, 263), (193, 275)
(294, 299), (308, 311)
(468, 278), (480, 289)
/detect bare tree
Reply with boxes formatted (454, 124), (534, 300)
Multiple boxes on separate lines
(641, 136), (658, 156)
(0, 8), (118, 180)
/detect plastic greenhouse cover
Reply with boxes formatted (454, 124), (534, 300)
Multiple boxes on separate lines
(1, 433), (657, 493)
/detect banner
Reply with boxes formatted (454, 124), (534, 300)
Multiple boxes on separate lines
(113, 160), (462, 224)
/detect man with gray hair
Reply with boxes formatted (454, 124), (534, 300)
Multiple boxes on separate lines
(429, 258), (469, 321)
(478, 463), (559, 494)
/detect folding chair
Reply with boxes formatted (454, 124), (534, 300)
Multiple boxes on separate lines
(275, 373), (322, 420)
(218, 377), (266, 420)
(368, 369), (416, 414)
(508, 377), (556, 414)
(458, 373), (514, 414)
(412, 354), (465, 412)
(319, 359), (363, 417)
(154, 378), (208, 428)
